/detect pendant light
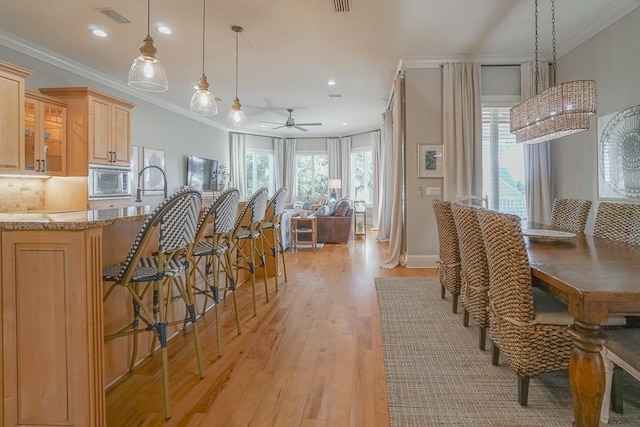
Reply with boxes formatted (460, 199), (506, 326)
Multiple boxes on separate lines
(128, 0), (168, 92)
(510, 0), (596, 144)
(190, 0), (217, 115)
(228, 25), (247, 127)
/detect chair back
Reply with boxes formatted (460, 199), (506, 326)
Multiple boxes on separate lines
(196, 188), (241, 240)
(232, 187), (269, 235)
(116, 187), (202, 283)
(477, 209), (534, 324)
(432, 200), (462, 294)
(594, 202), (640, 245)
(266, 187), (288, 221)
(451, 203), (489, 325)
(550, 198), (592, 233)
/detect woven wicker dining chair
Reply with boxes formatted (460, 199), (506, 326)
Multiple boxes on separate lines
(190, 188), (241, 357)
(102, 187), (204, 420)
(451, 203), (490, 350)
(432, 200), (462, 313)
(229, 187), (270, 316)
(550, 198), (592, 233)
(477, 209), (574, 407)
(262, 187), (289, 291)
(594, 201), (640, 245)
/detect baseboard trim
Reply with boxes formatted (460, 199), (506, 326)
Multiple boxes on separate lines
(405, 255), (439, 268)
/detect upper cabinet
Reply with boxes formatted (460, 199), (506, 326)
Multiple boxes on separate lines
(39, 87), (134, 176)
(24, 91), (67, 175)
(0, 61), (31, 173)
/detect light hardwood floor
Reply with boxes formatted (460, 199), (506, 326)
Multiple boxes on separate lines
(106, 229), (436, 426)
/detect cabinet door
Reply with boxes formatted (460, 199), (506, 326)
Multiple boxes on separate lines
(89, 96), (112, 164)
(0, 69), (25, 172)
(42, 101), (66, 175)
(24, 97), (40, 172)
(111, 104), (130, 165)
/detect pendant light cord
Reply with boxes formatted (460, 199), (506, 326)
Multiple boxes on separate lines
(551, 0), (557, 84)
(146, 0), (151, 36)
(202, 0), (206, 76)
(235, 30), (239, 98)
(534, 0), (539, 92)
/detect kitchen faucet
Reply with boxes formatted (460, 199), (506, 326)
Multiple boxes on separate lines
(136, 165), (168, 201)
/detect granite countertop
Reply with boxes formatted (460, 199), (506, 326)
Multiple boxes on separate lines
(0, 206), (152, 231)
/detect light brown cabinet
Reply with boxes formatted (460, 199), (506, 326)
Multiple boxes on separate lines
(0, 61), (31, 173)
(39, 87), (134, 176)
(24, 91), (67, 175)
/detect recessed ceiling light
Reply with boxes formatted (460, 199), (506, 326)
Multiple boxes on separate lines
(90, 28), (108, 38)
(157, 25), (172, 35)
(261, 124), (266, 127)
(342, 122), (348, 126)
(327, 80), (336, 86)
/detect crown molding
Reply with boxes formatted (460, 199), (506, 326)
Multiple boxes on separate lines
(0, 30), (227, 131)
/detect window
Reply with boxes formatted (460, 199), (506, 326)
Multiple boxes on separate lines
(350, 149), (373, 204)
(295, 153), (328, 196)
(245, 150), (275, 195)
(482, 103), (527, 220)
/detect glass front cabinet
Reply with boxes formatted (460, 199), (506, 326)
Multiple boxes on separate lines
(24, 91), (66, 175)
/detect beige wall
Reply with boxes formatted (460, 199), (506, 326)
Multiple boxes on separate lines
(552, 6), (640, 232)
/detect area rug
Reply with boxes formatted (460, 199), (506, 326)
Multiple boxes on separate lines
(374, 277), (640, 426)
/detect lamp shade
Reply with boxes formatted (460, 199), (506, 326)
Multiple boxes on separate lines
(328, 179), (342, 189)
(227, 97), (247, 126)
(190, 74), (218, 116)
(128, 35), (168, 92)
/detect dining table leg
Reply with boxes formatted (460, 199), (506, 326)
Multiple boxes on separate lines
(566, 320), (608, 427)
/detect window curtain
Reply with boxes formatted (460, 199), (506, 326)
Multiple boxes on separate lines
(371, 130), (382, 229)
(442, 63), (482, 202)
(521, 61), (554, 224)
(340, 136), (352, 198)
(229, 132), (247, 199)
(273, 137), (285, 190)
(382, 75), (406, 268)
(377, 110), (393, 241)
(284, 138), (297, 203)
(327, 137), (340, 183)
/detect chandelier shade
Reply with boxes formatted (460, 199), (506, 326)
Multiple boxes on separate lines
(128, 0), (168, 92)
(510, 80), (596, 144)
(509, 0), (596, 144)
(190, 0), (217, 116)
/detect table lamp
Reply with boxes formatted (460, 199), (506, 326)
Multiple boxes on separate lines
(328, 179), (341, 200)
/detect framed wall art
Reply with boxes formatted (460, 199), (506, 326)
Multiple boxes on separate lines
(142, 147), (166, 194)
(417, 144), (444, 178)
(597, 104), (640, 199)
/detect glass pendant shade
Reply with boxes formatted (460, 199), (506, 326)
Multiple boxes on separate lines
(190, 74), (218, 116)
(228, 97), (247, 126)
(128, 1), (168, 92)
(510, 80), (597, 144)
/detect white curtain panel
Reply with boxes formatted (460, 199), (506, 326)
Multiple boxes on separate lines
(273, 137), (285, 190)
(284, 138), (297, 203)
(327, 137), (341, 181)
(522, 61), (554, 224)
(229, 132), (247, 199)
(371, 130), (382, 229)
(442, 63), (482, 202)
(340, 136), (352, 198)
(382, 75), (406, 269)
(377, 109), (393, 241)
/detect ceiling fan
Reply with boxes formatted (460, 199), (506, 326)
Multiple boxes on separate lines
(259, 109), (322, 132)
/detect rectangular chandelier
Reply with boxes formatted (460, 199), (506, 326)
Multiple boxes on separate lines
(510, 80), (597, 144)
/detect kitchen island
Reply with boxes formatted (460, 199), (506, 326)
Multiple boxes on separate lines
(0, 206), (150, 427)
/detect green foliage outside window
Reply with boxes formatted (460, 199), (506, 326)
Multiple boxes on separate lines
(296, 154), (328, 196)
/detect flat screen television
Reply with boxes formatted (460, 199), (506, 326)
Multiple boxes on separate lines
(186, 155), (218, 192)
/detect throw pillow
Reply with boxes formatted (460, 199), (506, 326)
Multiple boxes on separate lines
(293, 201), (303, 209)
(334, 200), (351, 216)
(302, 201), (312, 210)
(315, 205), (332, 216)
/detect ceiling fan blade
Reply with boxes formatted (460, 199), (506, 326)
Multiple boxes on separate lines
(272, 125), (286, 130)
(293, 125), (309, 132)
(295, 122), (322, 126)
(259, 120), (284, 125)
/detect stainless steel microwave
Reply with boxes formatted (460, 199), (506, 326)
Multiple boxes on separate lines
(88, 164), (132, 200)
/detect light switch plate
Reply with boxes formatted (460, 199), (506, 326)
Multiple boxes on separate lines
(426, 187), (441, 196)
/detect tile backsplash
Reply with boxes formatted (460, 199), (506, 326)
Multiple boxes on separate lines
(0, 177), (47, 212)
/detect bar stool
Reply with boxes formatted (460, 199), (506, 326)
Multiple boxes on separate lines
(102, 187), (204, 420)
(262, 187), (289, 291)
(432, 200), (462, 313)
(190, 188), (241, 357)
(229, 187), (269, 316)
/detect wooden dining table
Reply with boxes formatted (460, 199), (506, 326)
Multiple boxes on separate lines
(524, 223), (640, 427)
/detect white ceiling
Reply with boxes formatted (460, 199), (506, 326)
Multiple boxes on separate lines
(1, 0), (639, 137)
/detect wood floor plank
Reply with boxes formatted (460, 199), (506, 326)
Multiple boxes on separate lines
(106, 228), (436, 426)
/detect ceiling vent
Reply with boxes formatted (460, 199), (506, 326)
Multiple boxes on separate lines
(333, 0), (351, 13)
(97, 8), (131, 24)
(329, 94), (342, 98)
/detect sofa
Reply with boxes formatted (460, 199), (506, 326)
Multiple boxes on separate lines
(284, 194), (328, 212)
(315, 198), (353, 243)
